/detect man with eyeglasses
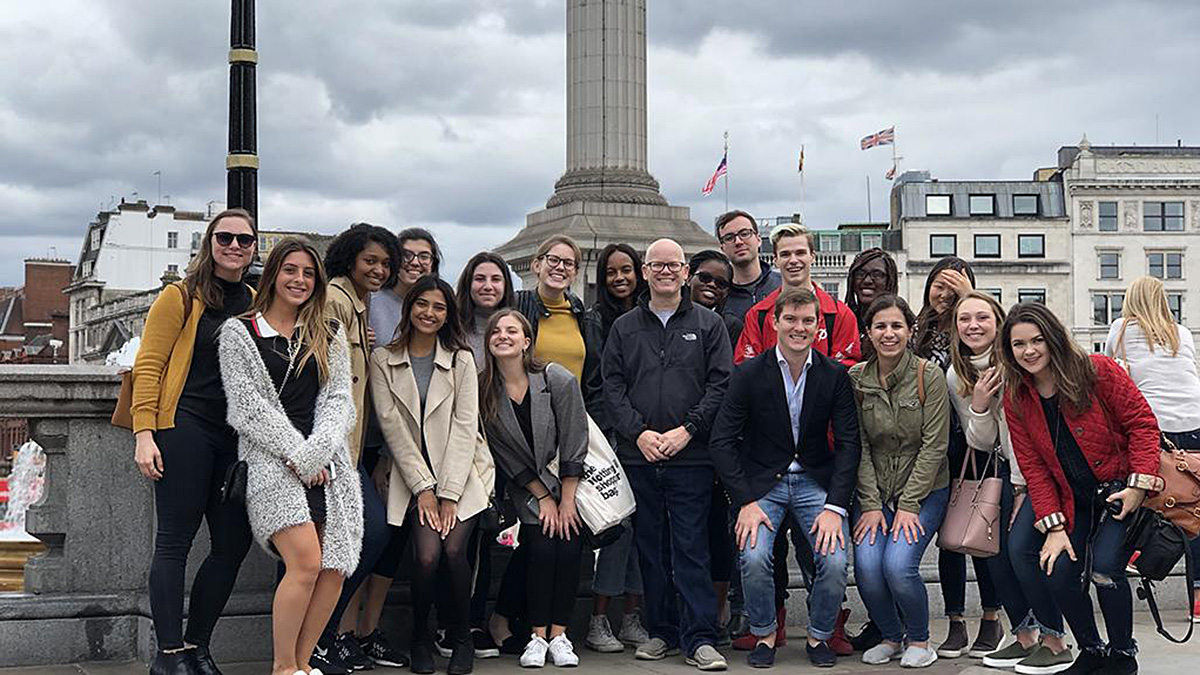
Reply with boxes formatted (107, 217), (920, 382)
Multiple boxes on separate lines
(716, 210), (782, 327)
(603, 238), (732, 672)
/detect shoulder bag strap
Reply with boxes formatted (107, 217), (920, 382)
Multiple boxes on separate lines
(916, 357), (927, 405)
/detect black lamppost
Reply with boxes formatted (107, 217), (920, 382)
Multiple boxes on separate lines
(228, 0), (261, 284)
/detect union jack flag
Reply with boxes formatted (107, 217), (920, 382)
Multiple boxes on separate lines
(860, 126), (895, 150)
(702, 154), (727, 196)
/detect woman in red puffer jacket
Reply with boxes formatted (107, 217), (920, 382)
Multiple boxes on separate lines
(997, 302), (1160, 675)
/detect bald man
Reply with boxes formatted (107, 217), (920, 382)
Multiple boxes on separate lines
(602, 238), (732, 670)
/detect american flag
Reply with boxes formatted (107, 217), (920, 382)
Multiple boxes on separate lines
(702, 154), (727, 196)
(860, 126), (895, 150)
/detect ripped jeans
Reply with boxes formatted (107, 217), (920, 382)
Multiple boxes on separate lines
(1040, 497), (1135, 656)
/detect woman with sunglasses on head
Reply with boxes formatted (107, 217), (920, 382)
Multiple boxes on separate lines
(132, 209), (257, 675)
(370, 276), (495, 675)
(844, 248), (898, 363)
(314, 224), (405, 672)
(479, 309), (589, 667)
(947, 293), (1072, 673)
(582, 243), (651, 653)
(219, 237), (362, 675)
(999, 302), (1161, 675)
(850, 294), (951, 669)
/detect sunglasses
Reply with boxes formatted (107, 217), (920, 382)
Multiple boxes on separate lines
(693, 271), (730, 289)
(213, 231), (256, 248)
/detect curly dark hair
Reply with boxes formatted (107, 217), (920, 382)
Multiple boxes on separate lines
(398, 227), (443, 276)
(844, 248), (899, 329)
(455, 251), (515, 331)
(595, 243), (647, 333)
(323, 223), (401, 290)
(689, 249), (733, 280)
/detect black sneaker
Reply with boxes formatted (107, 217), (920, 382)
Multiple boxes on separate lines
(411, 642), (436, 675)
(1096, 653), (1138, 675)
(191, 646), (223, 675)
(336, 632), (374, 671)
(359, 629), (409, 668)
(499, 634), (526, 656)
(471, 628), (500, 659)
(806, 641), (836, 668)
(746, 642), (775, 669)
(848, 620), (882, 652)
(312, 640), (352, 675)
(1061, 649), (1109, 675)
(434, 629), (454, 658)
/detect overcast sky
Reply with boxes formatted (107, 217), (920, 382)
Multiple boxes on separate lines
(2, 0), (1198, 286)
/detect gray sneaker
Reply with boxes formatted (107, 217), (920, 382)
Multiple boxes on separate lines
(936, 620), (968, 658)
(685, 644), (728, 671)
(585, 615), (624, 653)
(1013, 645), (1075, 675)
(617, 613), (651, 647)
(899, 645), (938, 668)
(634, 638), (680, 661)
(862, 642), (904, 665)
(982, 640), (1037, 669)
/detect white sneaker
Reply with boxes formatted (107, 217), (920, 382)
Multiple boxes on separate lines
(862, 641), (904, 665)
(585, 615), (624, 652)
(617, 613), (651, 646)
(308, 670), (324, 675)
(899, 645), (938, 668)
(548, 634), (580, 667)
(521, 635), (549, 668)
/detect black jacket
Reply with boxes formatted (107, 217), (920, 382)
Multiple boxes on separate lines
(722, 265), (781, 328)
(602, 293), (732, 467)
(514, 289), (604, 424)
(710, 347), (861, 511)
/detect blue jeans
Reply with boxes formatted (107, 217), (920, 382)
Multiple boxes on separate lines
(626, 464), (718, 655)
(1007, 495), (1067, 636)
(591, 520), (643, 597)
(853, 487), (949, 644)
(740, 473), (849, 640)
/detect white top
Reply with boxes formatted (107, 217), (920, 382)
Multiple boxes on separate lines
(946, 349), (1025, 486)
(1104, 320), (1200, 433)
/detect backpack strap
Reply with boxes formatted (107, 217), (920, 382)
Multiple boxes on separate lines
(756, 307), (770, 336)
(173, 281), (193, 325)
(824, 311), (836, 357)
(916, 357), (927, 406)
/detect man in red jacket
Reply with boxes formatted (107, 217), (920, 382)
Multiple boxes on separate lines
(734, 224), (861, 367)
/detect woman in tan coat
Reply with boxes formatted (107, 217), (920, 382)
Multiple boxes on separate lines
(370, 275), (494, 675)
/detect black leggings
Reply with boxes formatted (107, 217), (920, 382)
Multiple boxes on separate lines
(520, 524), (583, 628)
(940, 442), (1000, 616)
(149, 412), (253, 650)
(411, 514), (476, 643)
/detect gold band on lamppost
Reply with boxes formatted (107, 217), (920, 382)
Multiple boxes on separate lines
(228, 49), (258, 64)
(226, 154), (260, 170)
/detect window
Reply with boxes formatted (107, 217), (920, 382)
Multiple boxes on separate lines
(1013, 195), (1039, 216)
(167, 231), (178, 249)
(969, 194), (995, 216)
(974, 234), (1001, 258)
(861, 233), (883, 250)
(167, 264), (179, 274)
(821, 282), (840, 296)
(1147, 252), (1183, 279)
(1144, 201), (1184, 232)
(1092, 293), (1124, 325)
(1098, 252), (1120, 279)
(81, 260), (92, 277)
(90, 229), (101, 250)
(1018, 288), (1046, 304)
(191, 232), (202, 250)
(819, 233), (841, 253)
(930, 234), (957, 257)
(1018, 234), (1045, 258)
(926, 194), (951, 216)
(983, 288), (1003, 303)
(1168, 294), (1183, 322)
(1098, 201), (1118, 232)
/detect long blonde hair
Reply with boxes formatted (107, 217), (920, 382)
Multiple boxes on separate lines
(1121, 276), (1180, 357)
(248, 237), (333, 383)
(949, 291), (1006, 398)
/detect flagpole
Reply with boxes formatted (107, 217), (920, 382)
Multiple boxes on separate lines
(866, 174), (873, 222)
(723, 130), (729, 212)
(799, 144), (806, 224)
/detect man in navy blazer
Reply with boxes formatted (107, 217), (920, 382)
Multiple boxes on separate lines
(710, 287), (861, 668)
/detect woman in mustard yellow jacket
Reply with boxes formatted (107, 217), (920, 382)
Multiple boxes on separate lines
(130, 208), (257, 675)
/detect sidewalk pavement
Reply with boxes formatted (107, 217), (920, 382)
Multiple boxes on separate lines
(3, 613), (1193, 675)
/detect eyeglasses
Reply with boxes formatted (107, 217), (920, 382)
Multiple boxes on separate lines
(693, 271), (730, 289)
(539, 254), (577, 271)
(852, 269), (889, 283)
(402, 250), (435, 265)
(718, 228), (757, 245)
(213, 231), (256, 248)
(646, 261), (685, 273)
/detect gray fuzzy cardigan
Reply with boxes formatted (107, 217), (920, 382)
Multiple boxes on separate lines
(218, 318), (364, 576)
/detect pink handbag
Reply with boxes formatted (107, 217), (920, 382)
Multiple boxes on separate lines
(937, 450), (1003, 557)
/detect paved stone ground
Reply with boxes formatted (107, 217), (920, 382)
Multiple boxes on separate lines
(3, 614), (1195, 675)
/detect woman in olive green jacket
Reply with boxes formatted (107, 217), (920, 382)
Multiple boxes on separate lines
(849, 294), (950, 669)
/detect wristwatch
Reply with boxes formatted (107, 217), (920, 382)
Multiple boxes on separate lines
(683, 421), (697, 436)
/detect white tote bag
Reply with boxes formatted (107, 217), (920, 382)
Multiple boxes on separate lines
(572, 415), (636, 535)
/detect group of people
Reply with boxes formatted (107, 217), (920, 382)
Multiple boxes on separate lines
(130, 207), (1199, 675)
